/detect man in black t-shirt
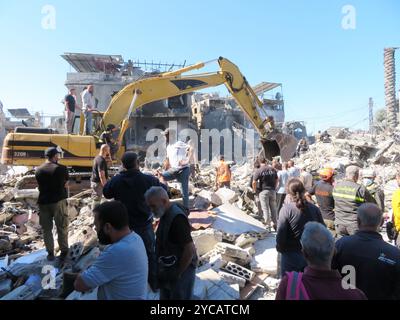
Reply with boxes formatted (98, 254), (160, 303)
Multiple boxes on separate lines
(144, 186), (197, 300)
(64, 88), (79, 133)
(91, 144), (110, 209)
(252, 158), (278, 231)
(35, 147), (69, 263)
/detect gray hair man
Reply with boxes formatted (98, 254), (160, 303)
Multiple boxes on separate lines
(276, 221), (366, 300)
(144, 186), (197, 300)
(332, 165), (376, 238)
(333, 203), (400, 300)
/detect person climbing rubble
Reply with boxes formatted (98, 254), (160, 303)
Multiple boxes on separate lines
(296, 138), (309, 157)
(90, 144), (110, 209)
(158, 128), (190, 210)
(215, 155), (232, 189)
(361, 169), (385, 213)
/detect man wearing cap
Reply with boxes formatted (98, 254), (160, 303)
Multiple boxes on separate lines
(332, 165), (376, 238)
(103, 151), (167, 291)
(306, 167), (336, 235)
(159, 128), (191, 210)
(361, 169), (385, 212)
(35, 147), (69, 262)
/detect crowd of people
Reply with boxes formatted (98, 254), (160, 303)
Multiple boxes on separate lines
(251, 157), (400, 300)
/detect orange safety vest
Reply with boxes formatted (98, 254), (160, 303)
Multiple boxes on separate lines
(217, 160), (231, 183)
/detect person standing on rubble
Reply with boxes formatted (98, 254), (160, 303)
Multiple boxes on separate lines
(91, 144), (110, 209)
(361, 169), (385, 213)
(103, 151), (167, 291)
(306, 167), (336, 235)
(276, 179), (325, 277)
(333, 165), (376, 238)
(158, 128), (190, 210)
(215, 155), (231, 189)
(81, 84), (96, 135)
(252, 157), (279, 231)
(276, 162), (289, 214)
(74, 201), (148, 300)
(99, 124), (119, 160)
(287, 160), (300, 179)
(144, 186), (198, 300)
(35, 147), (69, 263)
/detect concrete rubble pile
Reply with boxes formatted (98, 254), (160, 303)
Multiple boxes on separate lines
(0, 160), (280, 300)
(295, 131), (400, 212)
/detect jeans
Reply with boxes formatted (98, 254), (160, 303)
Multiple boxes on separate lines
(276, 193), (286, 216)
(39, 199), (69, 255)
(132, 223), (157, 290)
(280, 251), (307, 278)
(160, 264), (196, 300)
(259, 189), (278, 227)
(335, 222), (358, 239)
(162, 166), (190, 209)
(83, 111), (93, 135)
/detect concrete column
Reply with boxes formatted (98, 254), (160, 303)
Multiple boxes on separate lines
(384, 48), (397, 129)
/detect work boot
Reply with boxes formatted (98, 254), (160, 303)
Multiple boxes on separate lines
(56, 251), (69, 268)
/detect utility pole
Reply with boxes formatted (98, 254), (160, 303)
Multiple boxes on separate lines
(369, 97), (374, 134)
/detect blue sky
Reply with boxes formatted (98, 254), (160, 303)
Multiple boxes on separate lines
(0, 0), (399, 133)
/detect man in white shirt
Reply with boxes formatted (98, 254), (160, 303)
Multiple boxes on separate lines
(299, 165), (313, 190)
(287, 160), (301, 179)
(158, 129), (190, 210)
(81, 85), (96, 135)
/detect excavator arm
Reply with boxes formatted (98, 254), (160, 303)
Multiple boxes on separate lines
(101, 57), (296, 160)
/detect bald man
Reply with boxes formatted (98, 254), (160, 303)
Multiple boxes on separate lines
(333, 203), (400, 300)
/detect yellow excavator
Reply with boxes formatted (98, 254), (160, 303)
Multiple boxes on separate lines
(1, 57), (297, 171)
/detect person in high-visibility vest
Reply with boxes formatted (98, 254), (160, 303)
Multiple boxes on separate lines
(333, 165), (376, 239)
(391, 171), (400, 248)
(215, 155), (231, 189)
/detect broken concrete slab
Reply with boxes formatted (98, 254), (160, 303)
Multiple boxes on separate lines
(0, 279), (12, 298)
(250, 235), (278, 275)
(212, 203), (265, 235)
(214, 188), (238, 205)
(196, 268), (240, 300)
(214, 242), (251, 263)
(191, 229), (223, 256)
(235, 233), (258, 248)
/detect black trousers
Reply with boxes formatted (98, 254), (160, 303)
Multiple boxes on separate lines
(276, 193), (286, 216)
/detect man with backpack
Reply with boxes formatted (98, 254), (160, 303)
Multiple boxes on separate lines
(276, 222), (366, 300)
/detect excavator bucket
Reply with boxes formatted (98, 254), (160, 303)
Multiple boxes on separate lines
(260, 132), (298, 162)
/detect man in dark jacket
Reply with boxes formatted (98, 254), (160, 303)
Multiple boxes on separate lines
(103, 152), (166, 291)
(145, 186), (197, 300)
(333, 165), (376, 238)
(332, 203), (400, 300)
(35, 147), (69, 263)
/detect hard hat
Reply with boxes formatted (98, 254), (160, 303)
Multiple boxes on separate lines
(362, 169), (376, 178)
(319, 167), (334, 180)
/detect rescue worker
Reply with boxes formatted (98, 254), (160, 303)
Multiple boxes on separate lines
(306, 167), (335, 235)
(361, 169), (385, 213)
(99, 124), (119, 159)
(332, 165), (376, 238)
(215, 155), (231, 189)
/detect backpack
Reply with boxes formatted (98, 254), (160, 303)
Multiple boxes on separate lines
(285, 271), (310, 300)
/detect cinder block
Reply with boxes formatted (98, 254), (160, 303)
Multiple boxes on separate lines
(218, 271), (246, 288)
(192, 229), (223, 256)
(235, 233), (258, 248)
(223, 261), (256, 281)
(214, 242), (250, 261)
(221, 232), (237, 243)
